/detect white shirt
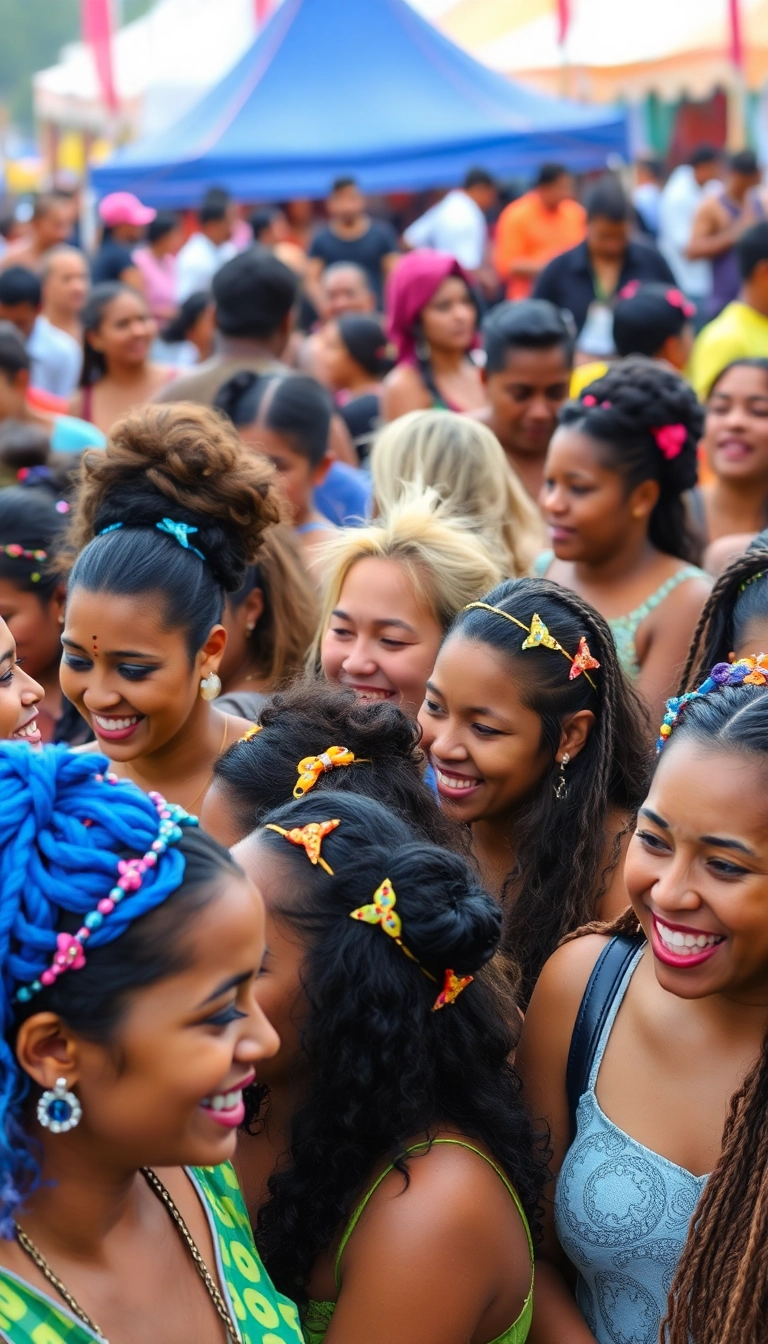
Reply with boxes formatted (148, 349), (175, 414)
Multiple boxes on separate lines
(404, 190), (487, 271)
(28, 315), (82, 398)
(175, 233), (237, 302)
(658, 166), (722, 300)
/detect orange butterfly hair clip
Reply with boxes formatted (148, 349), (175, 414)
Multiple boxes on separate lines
(569, 637), (600, 682)
(293, 746), (365, 799)
(264, 819), (340, 875)
(432, 968), (474, 1011)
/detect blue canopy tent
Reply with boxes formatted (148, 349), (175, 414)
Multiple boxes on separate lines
(92, 0), (628, 206)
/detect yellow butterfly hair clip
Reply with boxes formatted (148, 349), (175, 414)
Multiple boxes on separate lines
(240, 723), (263, 742)
(349, 879), (436, 977)
(521, 613), (565, 655)
(264, 819), (340, 875)
(293, 746), (362, 799)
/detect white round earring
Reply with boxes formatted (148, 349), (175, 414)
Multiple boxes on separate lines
(38, 1078), (82, 1134)
(245, 623), (255, 635)
(199, 672), (222, 701)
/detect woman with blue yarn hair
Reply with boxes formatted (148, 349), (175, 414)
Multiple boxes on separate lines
(58, 402), (281, 810)
(0, 743), (303, 1344)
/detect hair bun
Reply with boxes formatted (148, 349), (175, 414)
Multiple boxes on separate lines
(387, 843), (501, 976)
(63, 403), (281, 592)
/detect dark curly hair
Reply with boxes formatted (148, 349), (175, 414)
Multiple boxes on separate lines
(211, 679), (464, 851)
(59, 402), (281, 657)
(246, 792), (546, 1303)
(448, 577), (651, 1004)
(559, 357), (703, 563)
(679, 531), (768, 692)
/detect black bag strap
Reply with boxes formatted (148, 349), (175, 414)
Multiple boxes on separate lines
(566, 933), (645, 1139)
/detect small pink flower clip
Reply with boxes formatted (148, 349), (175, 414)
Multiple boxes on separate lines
(665, 288), (697, 319)
(53, 933), (86, 973)
(619, 279), (641, 300)
(582, 394), (598, 406)
(651, 423), (686, 460)
(600, 400), (612, 409)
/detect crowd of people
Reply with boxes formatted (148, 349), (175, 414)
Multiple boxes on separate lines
(0, 146), (766, 1344)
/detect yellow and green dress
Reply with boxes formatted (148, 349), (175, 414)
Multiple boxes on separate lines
(0, 1163), (304, 1344)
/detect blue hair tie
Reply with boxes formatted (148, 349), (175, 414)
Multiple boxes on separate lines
(97, 518), (207, 563)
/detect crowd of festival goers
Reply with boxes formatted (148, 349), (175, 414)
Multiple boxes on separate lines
(0, 148), (766, 1344)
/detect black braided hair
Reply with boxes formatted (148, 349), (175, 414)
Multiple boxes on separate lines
(559, 357), (703, 563)
(679, 530), (768, 691)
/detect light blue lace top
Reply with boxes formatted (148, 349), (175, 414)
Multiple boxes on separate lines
(533, 553), (706, 680)
(554, 946), (708, 1344)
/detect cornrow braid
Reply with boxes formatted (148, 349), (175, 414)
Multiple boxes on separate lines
(679, 541), (768, 692)
(451, 577), (650, 1004)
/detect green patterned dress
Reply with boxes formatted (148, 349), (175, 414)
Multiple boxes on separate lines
(0, 1163), (304, 1344)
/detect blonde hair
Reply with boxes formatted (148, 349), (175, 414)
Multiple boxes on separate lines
(370, 410), (544, 576)
(311, 488), (504, 666)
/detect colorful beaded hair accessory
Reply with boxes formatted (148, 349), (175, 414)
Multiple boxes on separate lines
(98, 518), (207, 563)
(293, 746), (369, 799)
(264, 818), (340, 875)
(464, 603), (600, 690)
(657, 656), (768, 751)
(0, 544), (48, 583)
(349, 878), (473, 1012)
(15, 780), (197, 1003)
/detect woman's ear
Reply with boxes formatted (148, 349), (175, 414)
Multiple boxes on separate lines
(199, 624), (228, 678)
(241, 587), (265, 637)
(15, 1012), (82, 1093)
(628, 477), (661, 522)
(557, 709), (596, 763)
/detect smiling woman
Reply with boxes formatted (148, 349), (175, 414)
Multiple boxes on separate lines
(57, 402), (281, 810)
(517, 678), (768, 1344)
(0, 744), (302, 1344)
(0, 615), (44, 746)
(315, 489), (502, 719)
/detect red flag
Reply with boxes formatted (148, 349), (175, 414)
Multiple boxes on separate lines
(81, 0), (118, 111)
(255, 0), (275, 25)
(556, 0), (570, 46)
(729, 0), (744, 69)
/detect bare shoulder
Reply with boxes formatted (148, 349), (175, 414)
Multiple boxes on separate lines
(650, 570), (711, 626)
(381, 363), (431, 420)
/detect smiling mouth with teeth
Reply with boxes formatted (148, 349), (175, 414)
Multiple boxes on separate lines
(93, 715), (142, 731)
(435, 768), (480, 791)
(201, 1088), (245, 1113)
(13, 719), (40, 741)
(654, 916), (724, 956)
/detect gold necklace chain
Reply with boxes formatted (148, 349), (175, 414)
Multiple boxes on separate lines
(15, 1168), (243, 1344)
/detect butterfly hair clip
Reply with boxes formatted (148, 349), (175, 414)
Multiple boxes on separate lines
(569, 637), (600, 682)
(265, 819), (340, 875)
(350, 879), (435, 975)
(294, 746), (365, 799)
(432, 968), (473, 1011)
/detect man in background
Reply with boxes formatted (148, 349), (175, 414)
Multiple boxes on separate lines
(296, 261), (376, 380)
(41, 246), (89, 348)
(658, 144), (722, 311)
(176, 187), (238, 302)
(0, 193), (76, 274)
(307, 177), (399, 311)
(688, 148), (763, 320)
(0, 267), (81, 398)
(404, 168), (497, 275)
(494, 163), (586, 300)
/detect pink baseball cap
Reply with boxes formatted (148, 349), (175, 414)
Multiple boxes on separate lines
(98, 192), (156, 228)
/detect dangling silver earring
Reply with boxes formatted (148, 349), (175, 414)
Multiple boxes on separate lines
(38, 1078), (81, 1134)
(199, 672), (222, 701)
(554, 752), (570, 801)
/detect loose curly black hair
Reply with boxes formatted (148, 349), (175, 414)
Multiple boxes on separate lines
(560, 356), (703, 563)
(212, 679), (465, 851)
(246, 792), (547, 1304)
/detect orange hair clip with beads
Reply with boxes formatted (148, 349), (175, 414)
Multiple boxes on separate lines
(264, 819), (340, 875)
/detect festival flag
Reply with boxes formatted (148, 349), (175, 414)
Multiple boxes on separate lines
(556, 0), (570, 46)
(255, 0), (276, 25)
(729, 0), (744, 70)
(81, 0), (118, 112)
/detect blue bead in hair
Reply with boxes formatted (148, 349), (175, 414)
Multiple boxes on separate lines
(0, 743), (191, 1235)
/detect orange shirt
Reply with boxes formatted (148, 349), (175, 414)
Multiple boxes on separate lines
(495, 191), (587, 300)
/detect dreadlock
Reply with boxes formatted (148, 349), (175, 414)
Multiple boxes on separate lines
(679, 532), (768, 692)
(448, 578), (650, 1005)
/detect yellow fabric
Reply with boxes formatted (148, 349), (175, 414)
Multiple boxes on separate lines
(570, 362), (609, 397)
(689, 301), (768, 400)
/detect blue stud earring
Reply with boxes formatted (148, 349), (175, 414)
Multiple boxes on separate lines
(37, 1078), (82, 1134)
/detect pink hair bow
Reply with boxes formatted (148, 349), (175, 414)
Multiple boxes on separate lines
(651, 423), (686, 460)
(619, 279), (641, 300)
(665, 288), (696, 319)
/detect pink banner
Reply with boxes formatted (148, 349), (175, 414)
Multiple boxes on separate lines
(255, 0), (275, 25)
(556, 0), (570, 46)
(82, 0), (118, 111)
(729, 0), (744, 69)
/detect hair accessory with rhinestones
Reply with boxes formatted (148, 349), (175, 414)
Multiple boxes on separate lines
(464, 602), (600, 690)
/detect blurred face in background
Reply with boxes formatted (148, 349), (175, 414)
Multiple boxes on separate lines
(587, 214), (630, 262)
(43, 250), (89, 319)
(322, 266), (375, 320)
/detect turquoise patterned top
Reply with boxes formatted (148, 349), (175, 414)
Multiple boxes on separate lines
(533, 553), (706, 680)
(554, 946), (708, 1344)
(0, 1163), (304, 1344)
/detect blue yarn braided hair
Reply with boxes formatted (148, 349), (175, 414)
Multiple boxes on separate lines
(0, 743), (235, 1236)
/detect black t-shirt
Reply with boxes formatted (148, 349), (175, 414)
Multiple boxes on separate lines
(338, 392), (381, 462)
(91, 238), (135, 284)
(309, 220), (399, 304)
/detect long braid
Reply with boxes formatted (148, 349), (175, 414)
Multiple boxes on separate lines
(679, 545), (768, 692)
